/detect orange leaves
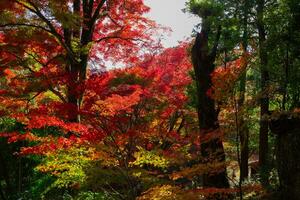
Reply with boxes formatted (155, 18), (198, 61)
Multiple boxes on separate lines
(3, 69), (16, 80)
(170, 160), (228, 181)
(209, 57), (247, 101)
(103, 87), (143, 115)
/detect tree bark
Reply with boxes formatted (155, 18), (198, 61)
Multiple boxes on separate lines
(65, 0), (104, 122)
(191, 21), (229, 188)
(0, 151), (11, 199)
(256, 0), (270, 186)
(270, 114), (300, 200)
(239, 0), (250, 182)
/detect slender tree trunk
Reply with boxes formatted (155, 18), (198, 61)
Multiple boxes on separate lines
(18, 156), (22, 193)
(239, 72), (249, 182)
(0, 183), (6, 200)
(0, 151), (11, 198)
(191, 20), (229, 188)
(256, 0), (270, 186)
(239, 0), (250, 182)
(282, 41), (289, 111)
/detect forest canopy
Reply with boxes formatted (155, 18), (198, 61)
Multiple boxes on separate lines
(0, 0), (300, 199)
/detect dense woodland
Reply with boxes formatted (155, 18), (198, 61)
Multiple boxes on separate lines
(0, 0), (299, 199)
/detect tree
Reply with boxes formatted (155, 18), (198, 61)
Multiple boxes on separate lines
(0, 0), (160, 123)
(186, 0), (229, 188)
(256, 0), (270, 186)
(237, 0), (252, 183)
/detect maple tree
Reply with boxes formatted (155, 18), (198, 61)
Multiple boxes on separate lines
(0, 0), (161, 123)
(0, 0), (165, 159)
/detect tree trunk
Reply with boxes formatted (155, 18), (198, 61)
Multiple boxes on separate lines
(270, 114), (300, 200)
(65, 0), (96, 122)
(191, 21), (229, 188)
(0, 151), (11, 198)
(239, 0), (250, 182)
(257, 0), (270, 186)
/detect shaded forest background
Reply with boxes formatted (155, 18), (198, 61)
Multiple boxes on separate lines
(0, 0), (300, 199)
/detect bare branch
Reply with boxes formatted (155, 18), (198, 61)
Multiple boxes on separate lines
(90, 0), (107, 25)
(0, 23), (52, 33)
(95, 35), (146, 44)
(209, 25), (222, 62)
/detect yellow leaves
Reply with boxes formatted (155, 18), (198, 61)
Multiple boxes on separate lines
(132, 171), (142, 178)
(150, 119), (160, 129)
(130, 147), (169, 169)
(137, 185), (181, 200)
(95, 147), (119, 167)
(137, 185), (206, 200)
(35, 146), (95, 188)
(40, 91), (61, 101)
(138, 184), (258, 200)
(169, 162), (227, 181)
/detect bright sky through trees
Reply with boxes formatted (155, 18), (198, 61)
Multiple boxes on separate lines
(144, 0), (199, 47)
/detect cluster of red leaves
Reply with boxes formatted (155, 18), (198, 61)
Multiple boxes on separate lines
(0, 42), (192, 156)
(0, 0), (168, 155)
(91, 0), (166, 65)
(79, 43), (193, 152)
(0, 0), (162, 104)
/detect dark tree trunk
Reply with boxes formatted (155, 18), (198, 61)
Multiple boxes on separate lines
(0, 151), (11, 199)
(238, 72), (249, 182)
(256, 0), (270, 186)
(269, 114), (300, 200)
(64, 0), (103, 122)
(282, 41), (289, 111)
(191, 21), (229, 188)
(239, 0), (250, 182)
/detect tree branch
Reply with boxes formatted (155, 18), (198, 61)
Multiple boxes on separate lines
(95, 35), (146, 44)
(15, 0), (77, 63)
(209, 25), (222, 62)
(91, 0), (107, 25)
(0, 23), (52, 33)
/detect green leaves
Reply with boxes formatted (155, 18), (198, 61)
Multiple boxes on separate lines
(186, 0), (223, 18)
